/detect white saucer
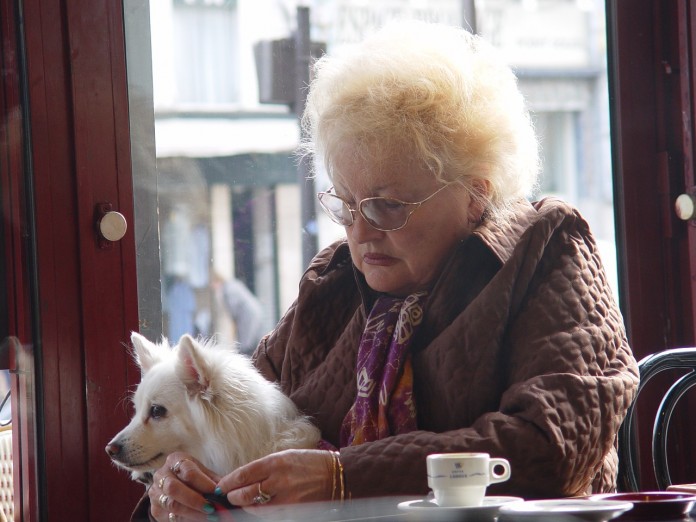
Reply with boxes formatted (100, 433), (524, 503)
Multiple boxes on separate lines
(398, 496), (524, 521)
(497, 499), (634, 521)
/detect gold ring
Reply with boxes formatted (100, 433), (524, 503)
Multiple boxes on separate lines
(158, 476), (166, 490)
(252, 482), (272, 505)
(158, 493), (169, 508)
(168, 513), (177, 522)
(170, 458), (190, 476)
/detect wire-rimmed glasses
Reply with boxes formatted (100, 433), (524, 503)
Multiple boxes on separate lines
(317, 181), (456, 232)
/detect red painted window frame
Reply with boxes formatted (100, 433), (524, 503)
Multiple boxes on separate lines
(16, 0), (143, 519)
(608, 0), (696, 489)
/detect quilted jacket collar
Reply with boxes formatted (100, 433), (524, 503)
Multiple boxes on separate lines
(473, 198), (537, 265)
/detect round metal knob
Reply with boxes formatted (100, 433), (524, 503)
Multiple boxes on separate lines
(99, 211), (128, 241)
(675, 194), (696, 221)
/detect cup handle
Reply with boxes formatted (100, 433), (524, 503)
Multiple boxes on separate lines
(488, 458), (511, 484)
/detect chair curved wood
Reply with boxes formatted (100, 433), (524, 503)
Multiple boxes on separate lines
(618, 347), (696, 492)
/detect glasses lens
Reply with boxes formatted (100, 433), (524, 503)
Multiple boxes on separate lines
(319, 193), (353, 226)
(360, 198), (410, 231)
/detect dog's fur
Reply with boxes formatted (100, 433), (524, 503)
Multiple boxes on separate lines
(106, 332), (320, 483)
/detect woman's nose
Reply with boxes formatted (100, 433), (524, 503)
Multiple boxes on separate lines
(348, 211), (384, 242)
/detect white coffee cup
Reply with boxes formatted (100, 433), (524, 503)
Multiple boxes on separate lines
(426, 452), (511, 507)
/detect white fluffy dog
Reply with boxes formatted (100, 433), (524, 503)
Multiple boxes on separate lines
(106, 332), (320, 484)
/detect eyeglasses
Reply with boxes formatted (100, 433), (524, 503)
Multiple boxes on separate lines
(317, 181), (456, 232)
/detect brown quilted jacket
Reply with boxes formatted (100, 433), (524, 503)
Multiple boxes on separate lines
(254, 197), (639, 500)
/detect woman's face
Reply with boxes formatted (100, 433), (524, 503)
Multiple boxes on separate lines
(331, 155), (479, 296)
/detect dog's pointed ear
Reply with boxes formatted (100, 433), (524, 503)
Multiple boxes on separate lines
(130, 332), (161, 375)
(175, 334), (212, 398)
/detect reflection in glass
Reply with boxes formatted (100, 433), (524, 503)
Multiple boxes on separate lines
(126, 0), (616, 347)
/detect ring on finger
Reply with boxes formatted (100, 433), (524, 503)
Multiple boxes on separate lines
(252, 482), (272, 505)
(168, 513), (177, 521)
(158, 493), (169, 508)
(170, 458), (190, 476)
(158, 476), (167, 490)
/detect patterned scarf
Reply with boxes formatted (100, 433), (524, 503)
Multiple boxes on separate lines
(340, 291), (428, 446)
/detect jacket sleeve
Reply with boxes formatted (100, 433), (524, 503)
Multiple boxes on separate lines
(485, 211), (638, 497)
(337, 204), (639, 500)
(252, 239), (357, 392)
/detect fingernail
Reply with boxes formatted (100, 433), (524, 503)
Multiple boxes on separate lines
(206, 515), (219, 522)
(214, 486), (223, 497)
(202, 502), (215, 514)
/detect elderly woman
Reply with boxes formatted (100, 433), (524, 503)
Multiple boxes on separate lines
(137, 20), (638, 521)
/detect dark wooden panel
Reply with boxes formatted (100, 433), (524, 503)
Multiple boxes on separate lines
(608, 0), (696, 489)
(1, 1), (40, 519)
(21, 0), (143, 519)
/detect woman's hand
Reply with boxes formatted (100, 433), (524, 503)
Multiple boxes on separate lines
(217, 449), (336, 518)
(149, 452), (226, 521)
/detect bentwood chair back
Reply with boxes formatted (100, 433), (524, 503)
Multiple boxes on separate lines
(618, 347), (696, 492)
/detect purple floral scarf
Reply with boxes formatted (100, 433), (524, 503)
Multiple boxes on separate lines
(340, 291), (428, 446)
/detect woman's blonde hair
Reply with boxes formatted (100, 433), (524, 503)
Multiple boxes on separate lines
(300, 19), (539, 223)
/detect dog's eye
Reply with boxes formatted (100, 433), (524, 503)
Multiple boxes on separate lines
(150, 404), (167, 420)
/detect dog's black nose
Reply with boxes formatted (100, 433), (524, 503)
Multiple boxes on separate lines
(105, 442), (121, 457)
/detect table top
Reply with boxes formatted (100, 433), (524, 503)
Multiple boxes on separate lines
(217, 495), (696, 522)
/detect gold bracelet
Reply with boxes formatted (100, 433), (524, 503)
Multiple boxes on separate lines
(329, 451), (337, 501)
(335, 451), (345, 503)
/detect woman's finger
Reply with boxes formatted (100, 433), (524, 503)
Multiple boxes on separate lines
(219, 449), (334, 507)
(148, 452), (222, 519)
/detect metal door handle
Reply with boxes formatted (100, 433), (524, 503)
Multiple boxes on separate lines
(99, 211), (128, 241)
(96, 203), (128, 245)
(675, 194), (696, 221)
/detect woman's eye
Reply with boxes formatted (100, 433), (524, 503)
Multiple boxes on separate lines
(380, 199), (405, 211)
(150, 404), (167, 419)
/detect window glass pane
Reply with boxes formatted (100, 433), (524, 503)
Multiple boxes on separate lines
(171, 1), (239, 105)
(126, 0), (616, 348)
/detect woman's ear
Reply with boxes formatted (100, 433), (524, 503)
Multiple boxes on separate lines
(467, 179), (491, 224)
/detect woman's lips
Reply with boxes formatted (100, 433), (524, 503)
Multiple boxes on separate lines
(363, 253), (396, 266)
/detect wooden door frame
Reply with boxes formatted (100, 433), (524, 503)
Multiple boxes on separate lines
(20, 0), (143, 519)
(607, 0), (696, 489)
(1, 1), (40, 519)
